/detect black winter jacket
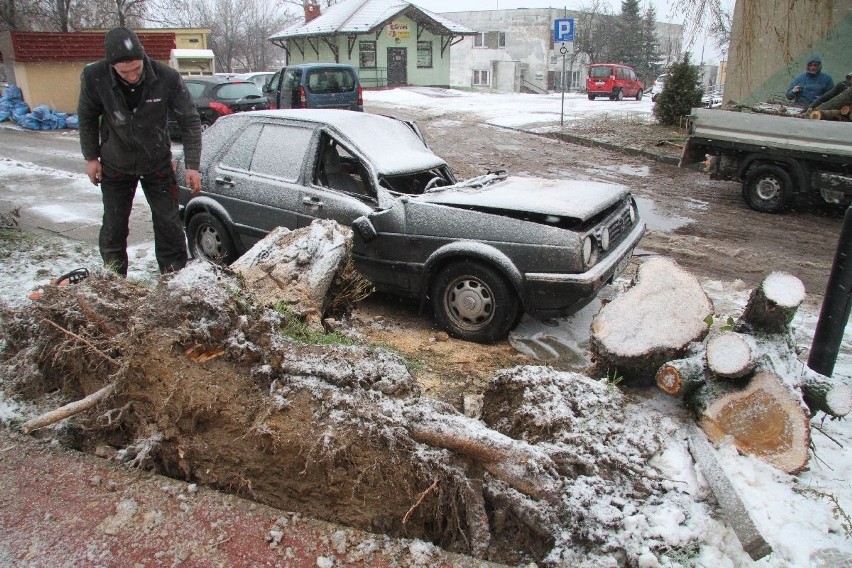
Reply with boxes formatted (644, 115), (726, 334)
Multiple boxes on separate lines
(78, 56), (201, 174)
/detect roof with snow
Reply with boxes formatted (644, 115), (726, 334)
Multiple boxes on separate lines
(268, 0), (475, 43)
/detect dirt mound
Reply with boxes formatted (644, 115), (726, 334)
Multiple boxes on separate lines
(1, 261), (697, 565)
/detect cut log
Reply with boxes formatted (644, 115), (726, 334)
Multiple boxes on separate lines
(738, 272), (805, 333)
(809, 109), (847, 121)
(656, 353), (706, 396)
(706, 332), (757, 379)
(799, 367), (852, 418)
(693, 371), (810, 473)
(591, 257), (713, 381)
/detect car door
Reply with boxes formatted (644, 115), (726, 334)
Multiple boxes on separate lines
(209, 121), (314, 244)
(295, 133), (375, 229)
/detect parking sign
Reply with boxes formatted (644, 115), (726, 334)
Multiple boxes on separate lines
(554, 18), (574, 42)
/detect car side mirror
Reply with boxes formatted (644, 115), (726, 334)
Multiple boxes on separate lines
(352, 216), (377, 242)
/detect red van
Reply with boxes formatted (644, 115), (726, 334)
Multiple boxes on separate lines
(586, 64), (644, 101)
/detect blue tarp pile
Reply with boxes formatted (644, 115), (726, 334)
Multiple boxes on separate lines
(0, 85), (78, 130)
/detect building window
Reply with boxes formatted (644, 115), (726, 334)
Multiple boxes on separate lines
(473, 70), (489, 86)
(417, 41), (433, 68)
(359, 41), (376, 68)
(474, 32), (506, 48)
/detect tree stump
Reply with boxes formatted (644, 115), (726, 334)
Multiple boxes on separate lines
(692, 371), (811, 474)
(591, 256), (713, 381)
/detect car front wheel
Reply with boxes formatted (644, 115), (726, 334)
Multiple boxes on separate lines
(187, 212), (238, 264)
(636, 89), (643, 101)
(431, 260), (520, 343)
(742, 165), (793, 213)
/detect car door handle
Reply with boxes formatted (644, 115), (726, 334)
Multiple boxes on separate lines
(302, 196), (324, 207)
(215, 176), (235, 187)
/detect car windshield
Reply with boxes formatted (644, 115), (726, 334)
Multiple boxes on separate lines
(215, 82), (264, 100)
(589, 67), (612, 78)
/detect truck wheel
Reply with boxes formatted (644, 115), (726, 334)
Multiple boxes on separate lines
(187, 212), (237, 264)
(431, 260), (520, 344)
(742, 165), (793, 213)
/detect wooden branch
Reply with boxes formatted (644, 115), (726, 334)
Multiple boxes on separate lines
(656, 353), (706, 396)
(21, 382), (116, 434)
(41, 318), (118, 365)
(706, 332), (757, 379)
(738, 272), (805, 334)
(799, 368), (852, 418)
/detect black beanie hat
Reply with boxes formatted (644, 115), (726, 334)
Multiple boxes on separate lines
(104, 27), (145, 64)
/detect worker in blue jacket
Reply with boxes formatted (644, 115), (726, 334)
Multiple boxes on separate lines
(786, 55), (834, 106)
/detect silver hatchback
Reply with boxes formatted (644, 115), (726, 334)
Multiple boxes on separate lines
(176, 110), (645, 343)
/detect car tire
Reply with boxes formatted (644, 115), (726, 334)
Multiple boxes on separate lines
(431, 260), (520, 343)
(636, 89), (643, 101)
(187, 212), (238, 264)
(614, 89), (624, 101)
(651, 94), (658, 102)
(588, 93), (595, 100)
(742, 165), (793, 213)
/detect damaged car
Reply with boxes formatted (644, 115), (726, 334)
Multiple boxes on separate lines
(175, 110), (645, 343)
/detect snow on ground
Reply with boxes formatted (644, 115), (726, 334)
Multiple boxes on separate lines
(1, 88), (851, 565)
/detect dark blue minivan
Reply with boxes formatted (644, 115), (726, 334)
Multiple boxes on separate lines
(264, 63), (363, 111)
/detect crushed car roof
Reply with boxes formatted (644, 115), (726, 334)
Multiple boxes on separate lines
(240, 109), (449, 175)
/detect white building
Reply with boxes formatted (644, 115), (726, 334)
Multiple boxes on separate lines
(438, 8), (682, 93)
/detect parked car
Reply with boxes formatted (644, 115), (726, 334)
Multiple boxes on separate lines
(651, 73), (670, 101)
(264, 63), (362, 111)
(175, 110), (645, 342)
(586, 63), (644, 101)
(169, 76), (269, 139)
(233, 71), (275, 89)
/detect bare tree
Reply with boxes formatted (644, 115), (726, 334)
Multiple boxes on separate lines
(574, 0), (616, 65)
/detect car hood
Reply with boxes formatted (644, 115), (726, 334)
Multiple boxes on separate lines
(416, 176), (629, 221)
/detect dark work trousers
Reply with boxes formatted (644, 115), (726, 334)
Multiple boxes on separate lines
(99, 166), (188, 276)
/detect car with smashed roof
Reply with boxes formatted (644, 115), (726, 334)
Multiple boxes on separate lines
(175, 110), (645, 343)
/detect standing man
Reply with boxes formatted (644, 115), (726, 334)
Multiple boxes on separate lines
(785, 55), (834, 107)
(78, 27), (202, 276)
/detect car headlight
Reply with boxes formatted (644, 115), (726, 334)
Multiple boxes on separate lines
(600, 227), (610, 251)
(583, 236), (594, 267)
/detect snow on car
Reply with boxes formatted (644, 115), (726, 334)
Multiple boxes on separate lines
(175, 109), (645, 343)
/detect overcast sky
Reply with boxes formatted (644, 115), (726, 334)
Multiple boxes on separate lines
(411, 0), (731, 64)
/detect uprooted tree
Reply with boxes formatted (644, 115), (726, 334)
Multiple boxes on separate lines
(1, 220), (698, 566)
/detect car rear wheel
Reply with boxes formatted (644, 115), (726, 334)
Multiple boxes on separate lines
(742, 164), (793, 213)
(612, 89), (623, 101)
(431, 260), (520, 343)
(187, 212), (238, 264)
(588, 93), (596, 100)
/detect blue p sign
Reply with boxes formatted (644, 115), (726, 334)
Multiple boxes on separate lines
(554, 18), (574, 42)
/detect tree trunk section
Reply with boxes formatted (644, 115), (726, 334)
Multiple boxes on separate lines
(656, 354), (706, 396)
(693, 371), (810, 473)
(706, 332), (756, 379)
(738, 272), (805, 333)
